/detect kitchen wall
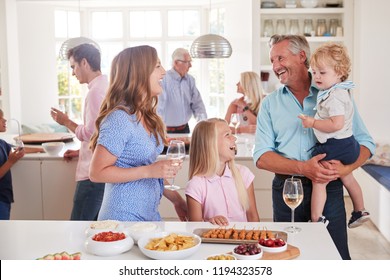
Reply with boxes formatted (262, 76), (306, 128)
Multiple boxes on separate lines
(353, 0), (390, 142)
(1, 0), (389, 143)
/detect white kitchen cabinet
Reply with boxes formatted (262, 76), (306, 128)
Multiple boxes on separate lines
(41, 160), (77, 220)
(10, 158), (77, 220)
(258, 0), (354, 92)
(10, 160), (43, 220)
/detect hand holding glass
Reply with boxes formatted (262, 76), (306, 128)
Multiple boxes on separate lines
(14, 137), (24, 152)
(283, 178), (304, 233)
(165, 140), (185, 190)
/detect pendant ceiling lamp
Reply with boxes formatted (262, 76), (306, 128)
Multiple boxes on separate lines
(58, 36), (100, 60)
(58, 1), (100, 60)
(190, 0), (232, 59)
(190, 34), (232, 58)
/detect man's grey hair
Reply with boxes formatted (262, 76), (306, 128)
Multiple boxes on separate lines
(171, 48), (189, 66)
(268, 35), (311, 69)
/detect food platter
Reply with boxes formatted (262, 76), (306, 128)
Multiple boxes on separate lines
(193, 228), (288, 244)
(226, 244), (300, 260)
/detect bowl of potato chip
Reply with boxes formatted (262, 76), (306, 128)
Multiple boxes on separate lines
(138, 231), (201, 260)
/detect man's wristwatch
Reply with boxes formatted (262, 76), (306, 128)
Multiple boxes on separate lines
(242, 105), (249, 112)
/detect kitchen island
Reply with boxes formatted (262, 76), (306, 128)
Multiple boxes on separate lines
(0, 220), (341, 260)
(8, 133), (275, 221)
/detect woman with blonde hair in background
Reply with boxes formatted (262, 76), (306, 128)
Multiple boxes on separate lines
(89, 45), (187, 221)
(225, 71), (263, 134)
(185, 118), (260, 226)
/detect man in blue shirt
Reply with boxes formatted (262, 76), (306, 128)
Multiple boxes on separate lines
(253, 35), (375, 260)
(158, 48), (207, 133)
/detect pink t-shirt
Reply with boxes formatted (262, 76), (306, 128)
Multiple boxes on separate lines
(74, 74), (108, 181)
(185, 164), (254, 222)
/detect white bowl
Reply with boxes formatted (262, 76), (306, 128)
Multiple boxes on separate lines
(232, 243), (263, 260)
(258, 238), (288, 253)
(138, 231), (201, 260)
(85, 220), (125, 237)
(300, 0), (318, 8)
(85, 231), (134, 257)
(127, 222), (160, 244)
(42, 142), (65, 155)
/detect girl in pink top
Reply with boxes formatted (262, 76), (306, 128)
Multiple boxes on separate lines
(185, 118), (260, 226)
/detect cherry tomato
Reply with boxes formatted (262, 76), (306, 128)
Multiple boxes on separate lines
(92, 231), (126, 242)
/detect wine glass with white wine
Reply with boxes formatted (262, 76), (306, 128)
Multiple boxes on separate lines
(164, 140), (185, 190)
(283, 177), (304, 233)
(229, 113), (241, 134)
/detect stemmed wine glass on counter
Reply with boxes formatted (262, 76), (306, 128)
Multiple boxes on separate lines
(164, 140), (185, 190)
(283, 177), (304, 233)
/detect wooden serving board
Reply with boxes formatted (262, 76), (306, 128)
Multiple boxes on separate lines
(228, 244), (300, 260)
(262, 244), (300, 260)
(193, 228), (288, 244)
(16, 133), (74, 144)
(23, 147), (44, 154)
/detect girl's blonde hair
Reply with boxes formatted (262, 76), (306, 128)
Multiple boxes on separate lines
(310, 42), (351, 82)
(188, 118), (249, 210)
(90, 45), (166, 151)
(240, 71), (263, 115)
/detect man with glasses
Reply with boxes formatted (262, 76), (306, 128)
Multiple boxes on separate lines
(158, 48), (207, 134)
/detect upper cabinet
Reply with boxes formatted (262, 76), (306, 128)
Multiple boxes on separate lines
(258, 0), (353, 86)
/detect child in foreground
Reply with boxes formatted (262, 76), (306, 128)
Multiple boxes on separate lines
(0, 109), (25, 220)
(185, 118), (260, 226)
(299, 43), (370, 228)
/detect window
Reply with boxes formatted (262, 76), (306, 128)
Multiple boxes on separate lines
(55, 10), (83, 121)
(207, 7), (227, 117)
(55, 5), (228, 121)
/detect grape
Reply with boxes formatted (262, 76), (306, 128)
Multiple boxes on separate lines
(234, 243), (262, 255)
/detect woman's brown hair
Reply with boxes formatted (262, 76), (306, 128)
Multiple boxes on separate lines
(90, 45), (166, 151)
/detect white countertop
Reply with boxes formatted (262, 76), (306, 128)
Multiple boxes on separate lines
(0, 220), (341, 260)
(2, 132), (256, 160)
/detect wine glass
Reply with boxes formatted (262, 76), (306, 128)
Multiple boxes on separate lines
(229, 113), (241, 134)
(165, 140), (185, 190)
(11, 118), (24, 152)
(14, 137), (24, 152)
(283, 177), (304, 233)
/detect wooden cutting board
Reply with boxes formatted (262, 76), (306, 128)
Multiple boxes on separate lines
(261, 244), (300, 260)
(16, 133), (74, 144)
(23, 147), (44, 154)
(228, 244), (300, 260)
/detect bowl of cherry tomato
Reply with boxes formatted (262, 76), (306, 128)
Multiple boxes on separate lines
(258, 238), (287, 253)
(232, 243), (263, 260)
(85, 231), (134, 257)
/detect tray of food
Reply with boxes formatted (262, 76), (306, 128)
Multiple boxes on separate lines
(193, 227), (287, 244)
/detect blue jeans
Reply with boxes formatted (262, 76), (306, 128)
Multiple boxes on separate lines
(70, 180), (105, 221)
(0, 201), (11, 220)
(272, 175), (351, 260)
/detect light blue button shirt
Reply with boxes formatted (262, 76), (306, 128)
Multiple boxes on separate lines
(157, 69), (207, 127)
(253, 79), (375, 166)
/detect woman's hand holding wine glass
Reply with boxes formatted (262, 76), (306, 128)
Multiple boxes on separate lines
(283, 177), (304, 233)
(164, 140), (185, 190)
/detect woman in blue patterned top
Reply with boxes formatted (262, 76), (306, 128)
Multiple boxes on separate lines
(89, 46), (187, 221)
